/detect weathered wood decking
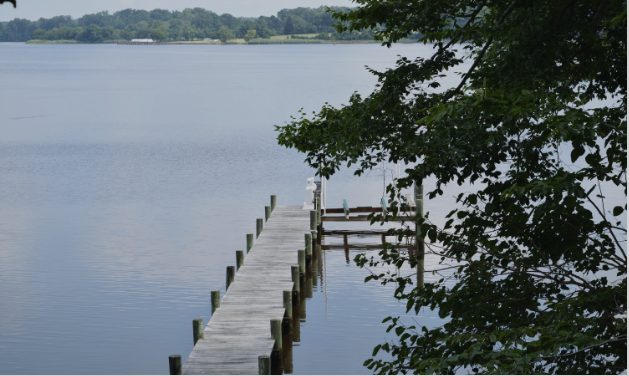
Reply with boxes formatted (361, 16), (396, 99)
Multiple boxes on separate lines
(183, 205), (310, 375)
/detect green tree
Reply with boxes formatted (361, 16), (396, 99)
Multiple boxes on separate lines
(283, 15), (295, 35)
(120, 26), (134, 40)
(101, 25), (114, 40)
(217, 25), (235, 43)
(77, 24), (103, 42)
(243, 29), (257, 42)
(32, 28), (46, 40)
(277, 0), (627, 374)
(149, 27), (168, 41)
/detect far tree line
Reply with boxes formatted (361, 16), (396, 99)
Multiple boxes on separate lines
(0, 6), (395, 43)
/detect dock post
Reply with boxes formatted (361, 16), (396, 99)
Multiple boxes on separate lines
(236, 250), (244, 270)
(226, 266), (235, 290)
(283, 290), (293, 333)
(211, 290), (220, 315)
(192, 318), (204, 345)
(304, 233), (312, 264)
(265, 206), (271, 222)
(283, 290), (293, 317)
(270, 319), (283, 367)
(310, 210), (317, 240)
(270, 195), (276, 211)
(291, 265), (300, 301)
(246, 233), (254, 253)
(316, 197), (321, 225)
(258, 355), (270, 375)
(169, 355), (182, 375)
(298, 250), (306, 274)
(256, 218), (263, 238)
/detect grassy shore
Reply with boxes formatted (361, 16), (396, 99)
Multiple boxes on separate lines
(26, 39), (78, 44)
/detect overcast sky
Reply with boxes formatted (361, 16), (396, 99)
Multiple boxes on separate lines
(0, 0), (355, 22)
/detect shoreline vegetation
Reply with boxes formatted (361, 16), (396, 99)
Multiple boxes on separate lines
(25, 35), (421, 45)
(4, 6), (423, 45)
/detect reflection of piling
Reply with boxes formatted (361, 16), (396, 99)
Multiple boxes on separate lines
(292, 299), (301, 342)
(283, 290), (292, 334)
(270, 319), (282, 368)
(305, 268), (313, 299)
(299, 291), (307, 320)
(282, 331), (293, 374)
(344, 234), (350, 263)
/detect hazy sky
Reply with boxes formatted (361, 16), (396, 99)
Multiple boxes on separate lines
(0, 0), (355, 22)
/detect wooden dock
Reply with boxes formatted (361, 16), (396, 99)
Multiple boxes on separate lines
(181, 205), (312, 375)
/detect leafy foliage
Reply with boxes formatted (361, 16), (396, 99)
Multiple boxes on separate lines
(277, 0), (627, 373)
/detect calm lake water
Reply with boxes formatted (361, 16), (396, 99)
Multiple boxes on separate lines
(0, 42), (467, 375)
(2, 42), (623, 375)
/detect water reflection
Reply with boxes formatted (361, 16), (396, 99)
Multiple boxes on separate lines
(271, 222), (420, 375)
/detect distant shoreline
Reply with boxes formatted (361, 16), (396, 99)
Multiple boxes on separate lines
(25, 39), (419, 45)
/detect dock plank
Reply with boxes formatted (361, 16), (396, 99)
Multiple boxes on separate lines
(182, 206), (310, 375)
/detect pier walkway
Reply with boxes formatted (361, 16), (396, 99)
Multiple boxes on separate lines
(182, 205), (310, 375)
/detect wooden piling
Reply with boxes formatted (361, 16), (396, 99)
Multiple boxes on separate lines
(169, 355), (182, 375)
(298, 250), (306, 273)
(270, 195), (276, 211)
(236, 250), (244, 270)
(265, 206), (271, 222)
(192, 318), (204, 345)
(256, 218), (263, 238)
(258, 355), (270, 375)
(271, 319), (282, 351)
(316, 197), (321, 225)
(310, 210), (317, 239)
(246, 233), (254, 253)
(211, 290), (220, 315)
(283, 290), (292, 317)
(226, 266), (235, 290)
(291, 265), (300, 295)
(305, 233), (312, 264)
